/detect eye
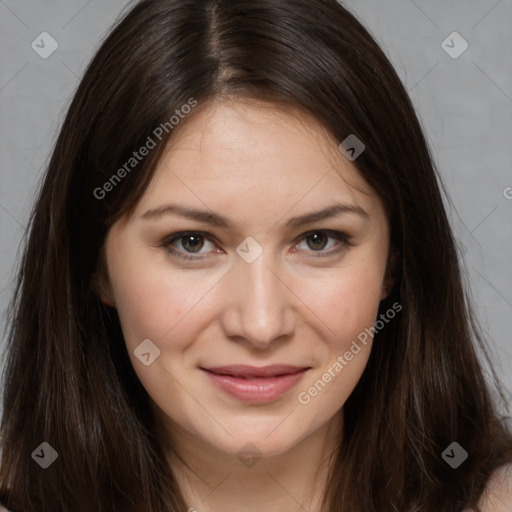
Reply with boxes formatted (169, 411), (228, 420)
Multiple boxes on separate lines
(293, 230), (350, 258)
(163, 231), (217, 261)
(161, 229), (351, 262)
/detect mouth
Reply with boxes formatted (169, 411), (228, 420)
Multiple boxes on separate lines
(200, 364), (311, 403)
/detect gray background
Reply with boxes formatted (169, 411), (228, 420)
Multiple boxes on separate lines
(1, 0), (511, 416)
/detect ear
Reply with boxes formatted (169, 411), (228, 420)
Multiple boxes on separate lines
(381, 247), (400, 300)
(94, 249), (116, 308)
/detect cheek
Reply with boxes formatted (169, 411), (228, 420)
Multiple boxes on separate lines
(308, 265), (385, 343)
(110, 272), (175, 348)
(108, 254), (226, 352)
(293, 269), (381, 429)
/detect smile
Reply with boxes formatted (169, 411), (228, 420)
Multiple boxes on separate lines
(200, 365), (311, 404)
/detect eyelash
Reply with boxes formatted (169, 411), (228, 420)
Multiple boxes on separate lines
(161, 230), (351, 262)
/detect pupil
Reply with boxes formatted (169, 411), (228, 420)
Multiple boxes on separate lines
(309, 233), (326, 250)
(184, 235), (203, 252)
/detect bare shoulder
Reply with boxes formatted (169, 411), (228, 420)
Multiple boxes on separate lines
(472, 464), (512, 512)
(0, 506), (10, 512)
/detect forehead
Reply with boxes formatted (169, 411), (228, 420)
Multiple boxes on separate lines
(130, 99), (384, 225)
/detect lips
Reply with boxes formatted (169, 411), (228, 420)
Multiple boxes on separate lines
(201, 364), (309, 379)
(200, 364), (310, 403)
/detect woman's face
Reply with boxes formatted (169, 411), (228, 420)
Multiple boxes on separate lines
(101, 99), (392, 459)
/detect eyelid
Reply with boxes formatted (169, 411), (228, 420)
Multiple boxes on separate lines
(296, 229), (350, 245)
(162, 231), (217, 261)
(292, 230), (351, 258)
(162, 229), (351, 261)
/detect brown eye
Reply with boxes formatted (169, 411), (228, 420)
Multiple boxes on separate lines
(179, 234), (205, 253)
(305, 232), (329, 251)
(294, 230), (350, 258)
(162, 231), (217, 261)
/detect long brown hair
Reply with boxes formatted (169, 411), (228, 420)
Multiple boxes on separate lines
(1, 0), (511, 510)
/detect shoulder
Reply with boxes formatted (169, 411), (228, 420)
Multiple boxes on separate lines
(470, 464), (512, 512)
(0, 506), (10, 512)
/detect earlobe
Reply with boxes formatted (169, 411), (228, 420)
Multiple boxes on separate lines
(381, 248), (400, 300)
(95, 273), (116, 307)
(99, 290), (115, 308)
(93, 252), (116, 308)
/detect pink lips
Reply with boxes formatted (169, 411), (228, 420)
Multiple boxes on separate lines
(201, 364), (310, 403)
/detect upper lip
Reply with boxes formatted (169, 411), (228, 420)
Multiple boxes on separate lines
(201, 364), (309, 378)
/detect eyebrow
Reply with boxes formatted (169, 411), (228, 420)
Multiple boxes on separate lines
(140, 202), (369, 228)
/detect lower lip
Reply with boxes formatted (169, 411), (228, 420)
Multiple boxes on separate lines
(202, 369), (309, 404)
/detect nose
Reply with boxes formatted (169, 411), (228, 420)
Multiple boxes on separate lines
(220, 250), (297, 350)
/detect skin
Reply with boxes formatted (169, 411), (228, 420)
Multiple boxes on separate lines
(100, 99), (395, 512)
(474, 464), (512, 511)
